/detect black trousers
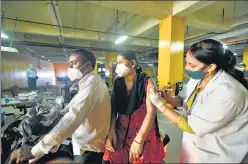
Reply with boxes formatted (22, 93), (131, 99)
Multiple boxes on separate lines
(28, 77), (37, 91)
(73, 151), (104, 164)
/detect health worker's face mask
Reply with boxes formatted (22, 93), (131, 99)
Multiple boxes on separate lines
(185, 66), (208, 80)
(67, 62), (89, 81)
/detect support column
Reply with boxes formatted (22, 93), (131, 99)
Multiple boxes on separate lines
(158, 16), (185, 96)
(243, 44), (248, 71)
(94, 61), (98, 74)
(105, 52), (118, 88)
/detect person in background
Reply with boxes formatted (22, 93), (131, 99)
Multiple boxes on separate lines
(225, 50), (247, 81)
(149, 39), (248, 163)
(103, 51), (165, 163)
(236, 63), (248, 80)
(244, 63), (248, 80)
(9, 49), (111, 164)
(26, 64), (38, 91)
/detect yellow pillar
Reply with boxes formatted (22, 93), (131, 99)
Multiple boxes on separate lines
(94, 61), (98, 74)
(158, 16), (184, 96)
(105, 52), (118, 88)
(243, 44), (248, 71)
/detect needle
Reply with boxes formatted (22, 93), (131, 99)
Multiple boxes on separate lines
(156, 88), (173, 92)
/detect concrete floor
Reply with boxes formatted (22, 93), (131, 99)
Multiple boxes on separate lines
(157, 110), (183, 163)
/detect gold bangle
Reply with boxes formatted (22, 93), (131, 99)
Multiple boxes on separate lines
(134, 139), (143, 145)
(162, 103), (172, 114)
(166, 103), (173, 109)
(162, 107), (167, 114)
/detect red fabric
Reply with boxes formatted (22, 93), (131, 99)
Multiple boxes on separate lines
(103, 80), (165, 163)
(103, 104), (165, 163)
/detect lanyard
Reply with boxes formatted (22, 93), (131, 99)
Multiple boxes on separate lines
(187, 80), (202, 114)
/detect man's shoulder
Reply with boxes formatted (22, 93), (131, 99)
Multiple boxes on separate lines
(88, 75), (109, 91)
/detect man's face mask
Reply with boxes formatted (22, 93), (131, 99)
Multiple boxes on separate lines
(235, 66), (245, 72)
(67, 62), (89, 81)
(239, 66), (245, 72)
(185, 65), (208, 80)
(115, 63), (132, 77)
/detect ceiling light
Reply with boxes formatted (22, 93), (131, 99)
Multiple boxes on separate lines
(223, 44), (228, 49)
(63, 48), (67, 53)
(48, 59), (51, 62)
(171, 42), (184, 52)
(234, 53), (237, 56)
(1, 33), (8, 39)
(148, 64), (153, 66)
(115, 35), (128, 44)
(42, 56), (45, 58)
(1, 46), (19, 53)
(159, 41), (168, 48)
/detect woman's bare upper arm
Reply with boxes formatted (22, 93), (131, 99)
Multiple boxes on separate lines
(146, 78), (156, 113)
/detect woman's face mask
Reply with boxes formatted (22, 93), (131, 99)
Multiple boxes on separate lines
(185, 51), (210, 80)
(115, 63), (131, 77)
(185, 69), (206, 80)
(185, 65), (208, 80)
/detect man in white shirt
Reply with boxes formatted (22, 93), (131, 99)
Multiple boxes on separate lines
(235, 63), (248, 81)
(26, 64), (38, 91)
(9, 49), (111, 163)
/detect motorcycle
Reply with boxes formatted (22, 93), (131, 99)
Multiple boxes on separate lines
(1, 96), (74, 164)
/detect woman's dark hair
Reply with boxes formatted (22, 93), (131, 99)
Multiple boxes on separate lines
(190, 39), (248, 89)
(224, 49), (236, 68)
(119, 50), (137, 61)
(119, 50), (142, 73)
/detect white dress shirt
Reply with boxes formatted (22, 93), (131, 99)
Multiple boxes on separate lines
(31, 71), (111, 158)
(178, 69), (248, 163)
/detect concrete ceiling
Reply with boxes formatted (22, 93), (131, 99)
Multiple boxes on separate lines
(1, 1), (248, 64)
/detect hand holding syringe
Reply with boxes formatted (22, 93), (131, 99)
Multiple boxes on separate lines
(156, 82), (173, 100)
(155, 87), (174, 108)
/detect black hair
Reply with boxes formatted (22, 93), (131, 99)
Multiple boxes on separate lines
(224, 49), (236, 68)
(71, 49), (96, 69)
(118, 50), (142, 73)
(119, 50), (137, 61)
(190, 39), (248, 90)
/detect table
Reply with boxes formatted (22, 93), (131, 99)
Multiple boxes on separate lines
(1, 96), (43, 108)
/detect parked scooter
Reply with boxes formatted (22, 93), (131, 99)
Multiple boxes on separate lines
(1, 96), (74, 164)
